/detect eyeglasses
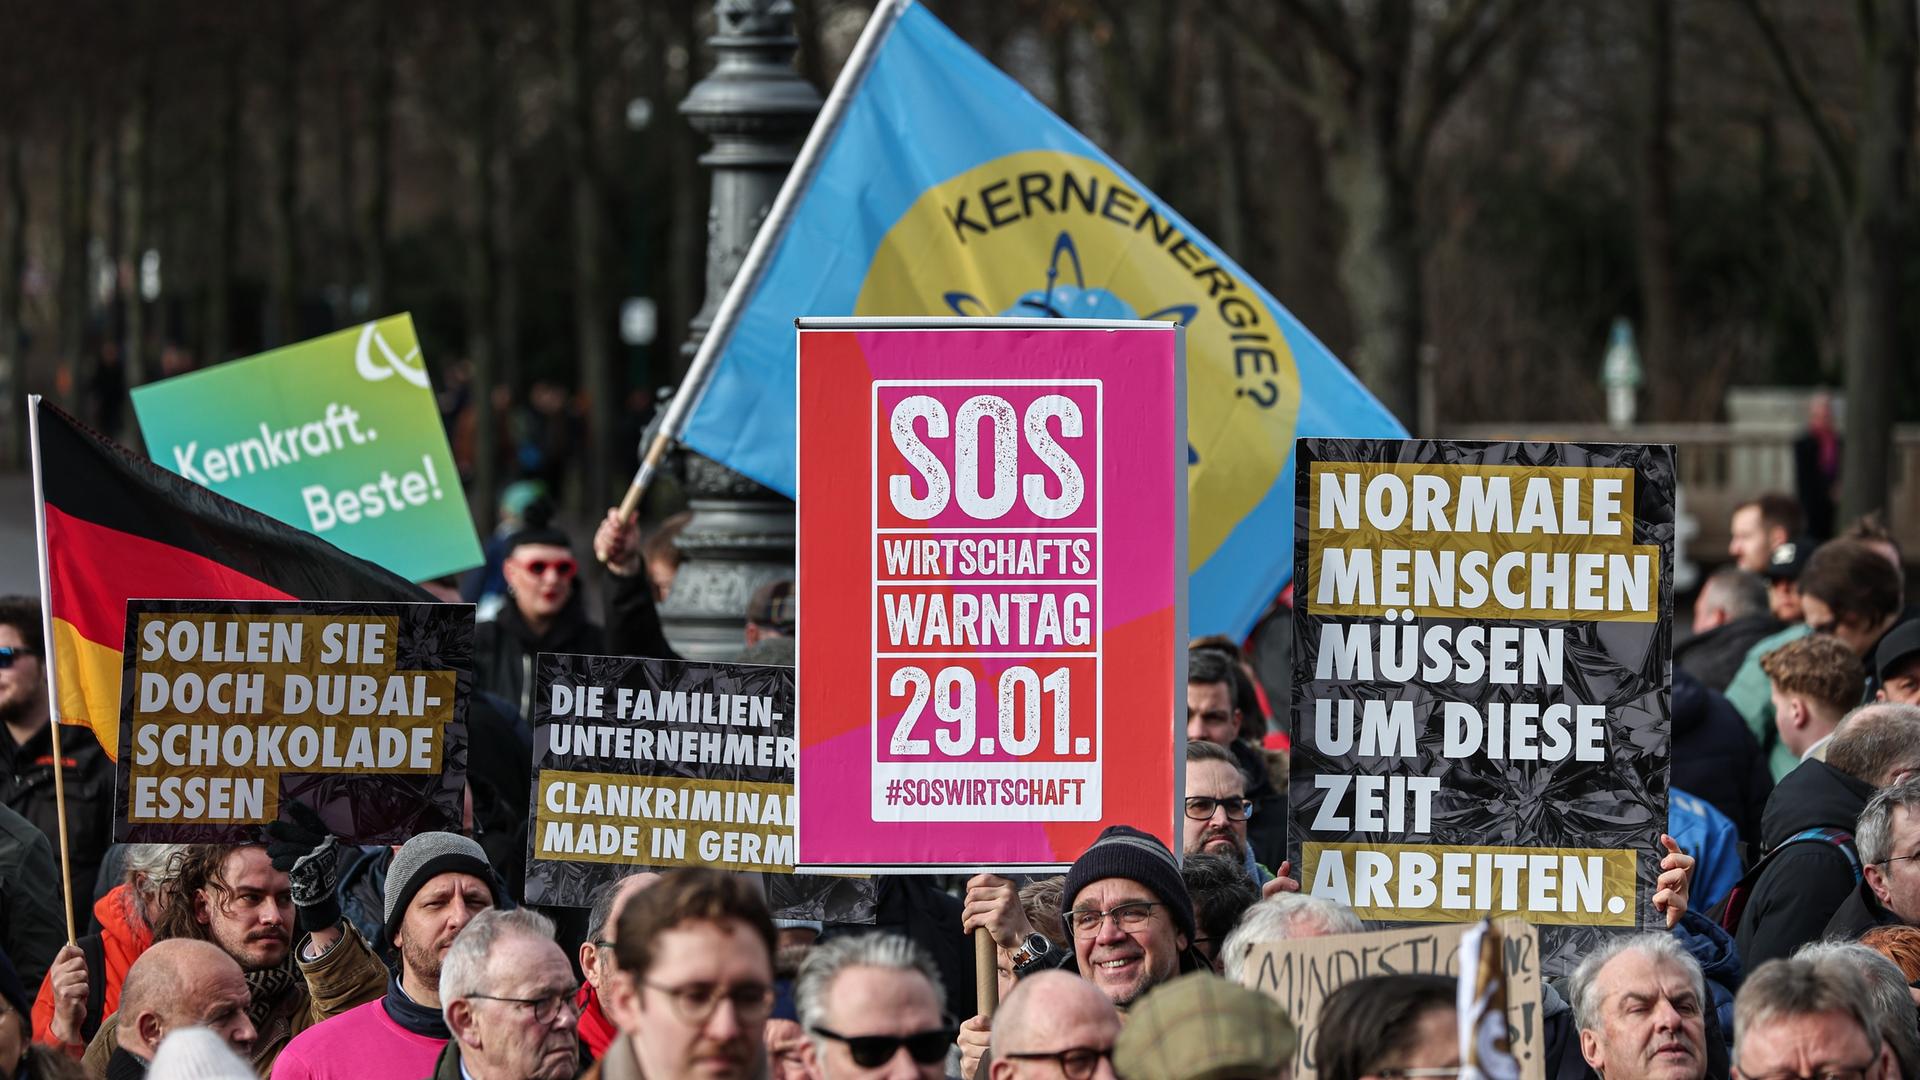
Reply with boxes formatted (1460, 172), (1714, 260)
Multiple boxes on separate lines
(1004, 1046), (1113, 1080)
(1882, 850), (1920, 869)
(810, 1025), (956, 1068)
(468, 988), (581, 1025)
(1735, 1051), (1881, 1080)
(516, 557), (578, 580)
(0, 646), (36, 669)
(642, 980), (776, 1025)
(1373, 1070), (1463, 1080)
(1065, 900), (1163, 938)
(1183, 796), (1253, 821)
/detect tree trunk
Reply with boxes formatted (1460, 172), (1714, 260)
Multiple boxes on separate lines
(1323, 123), (1420, 428)
(465, 12), (501, 526)
(558, 0), (613, 508)
(0, 137), (25, 464)
(1839, 0), (1915, 524)
(1635, 0), (1679, 397)
(58, 96), (94, 407)
(268, 4), (302, 346)
(124, 63), (155, 390)
(206, 54), (240, 366)
(362, 3), (394, 317)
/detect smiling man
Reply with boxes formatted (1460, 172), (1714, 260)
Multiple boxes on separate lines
(1569, 934), (1709, 1080)
(1060, 826), (1200, 1010)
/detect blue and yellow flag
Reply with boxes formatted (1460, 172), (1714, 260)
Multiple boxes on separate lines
(682, 0), (1405, 637)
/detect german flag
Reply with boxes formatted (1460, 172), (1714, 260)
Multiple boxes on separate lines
(29, 398), (430, 760)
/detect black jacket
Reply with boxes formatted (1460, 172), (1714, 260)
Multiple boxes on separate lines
(1671, 669), (1773, 854)
(1676, 614), (1783, 694)
(1824, 880), (1905, 941)
(0, 720), (115, 930)
(1734, 758), (1875, 970)
(1230, 739), (1287, 871)
(473, 591), (606, 720)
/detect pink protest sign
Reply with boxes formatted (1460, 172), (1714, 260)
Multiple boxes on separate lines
(797, 318), (1186, 871)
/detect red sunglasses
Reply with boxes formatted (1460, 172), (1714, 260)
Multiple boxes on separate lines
(516, 557), (578, 580)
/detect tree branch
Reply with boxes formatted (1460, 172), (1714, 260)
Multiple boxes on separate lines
(1734, 0), (1855, 201)
(1271, 0), (1364, 81)
(1407, 0), (1540, 169)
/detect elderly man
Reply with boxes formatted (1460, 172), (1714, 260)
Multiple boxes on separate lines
(794, 934), (951, 1080)
(989, 971), (1120, 1080)
(1736, 703), (1920, 970)
(1792, 943), (1920, 1078)
(1568, 934), (1710, 1080)
(576, 873), (660, 1061)
(272, 832), (502, 1080)
(1113, 972), (1295, 1080)
(106, 939), (258, 1080)
(433, 909), (581, 1080)
(590, 868), (776, 1080)
(1731, 959), (1897, 1080)
(1829, 775), (1920, 938)
(1217, 895), (1363, 985)
(1679, 568), (1780, 693)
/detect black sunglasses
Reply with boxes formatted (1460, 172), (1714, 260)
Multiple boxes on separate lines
(0, 646), (35, 669)
(811, 1024), (956, 1068)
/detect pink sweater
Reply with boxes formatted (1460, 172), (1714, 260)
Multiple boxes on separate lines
(271, 998), (446, 1080)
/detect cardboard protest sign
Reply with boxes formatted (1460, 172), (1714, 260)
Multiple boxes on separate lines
(1245, 920), (1544, 1080)
(131, 315), (482, 582)
(116, 599), (471, 842)
(1290, 439), (1674, 977)
(796, 318), (1186, 871)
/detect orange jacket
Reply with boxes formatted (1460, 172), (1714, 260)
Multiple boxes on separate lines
(30, 883), (152, 1054)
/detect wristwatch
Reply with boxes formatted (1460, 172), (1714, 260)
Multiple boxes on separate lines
(1010, 932), (1061, 976)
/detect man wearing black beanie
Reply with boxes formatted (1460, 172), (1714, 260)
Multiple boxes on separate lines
(1056, 825), (1199, 1009)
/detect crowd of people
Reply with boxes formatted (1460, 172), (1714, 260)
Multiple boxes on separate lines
(1, 488), (1918, 1080)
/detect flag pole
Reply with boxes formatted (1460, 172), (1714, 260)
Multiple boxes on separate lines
(27, 395), (78, 943)
(614, 0), (910, 521)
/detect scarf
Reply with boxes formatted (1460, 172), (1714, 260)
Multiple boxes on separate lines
(245, 958), (299, 1029)
(384, 974), (451, 1039)
(576, 983), (618, 1059)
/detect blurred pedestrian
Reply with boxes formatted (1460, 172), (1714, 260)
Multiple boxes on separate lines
(1727, 496), (1801, 575)
(988, 972), (1119, 1080)
(1792, 393), (1841, 541)
(1315, 975), (1456, 1080)
(795, 935), (950, 1080)
(1679, 568), (1780, 693)
(1216, 895), (1361, 986)
(1112, 971), (1294, 1080)
(1731, 959), (1894, 1080)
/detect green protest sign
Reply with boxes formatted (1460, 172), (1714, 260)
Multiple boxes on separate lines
(131, 315), (483, 582)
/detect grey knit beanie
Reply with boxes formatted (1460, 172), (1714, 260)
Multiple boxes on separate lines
(1061, 825), (1196, 944)
(383, 831), (498, 939)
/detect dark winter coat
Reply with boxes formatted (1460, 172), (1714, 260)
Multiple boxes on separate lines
(1671, 670), (1773, 855)
(1677, 614), (1783, 694)
(0, 720), (115, 931)
(1824, 880), (1907, 941)
(1734, 758), (1874, 971)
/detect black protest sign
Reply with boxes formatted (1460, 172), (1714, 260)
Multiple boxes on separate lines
(1289, 439), (1674, 977)
(526, 654), (800, 907)
(1247, 921), (1544, 1080)
(116, 599), (471, 842)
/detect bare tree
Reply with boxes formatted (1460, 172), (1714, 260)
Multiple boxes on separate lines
(558, 0), (615, 507)
(1737, 0), (1913, 523)
(1635, 0), (1678, 384)
(1222, 0), (1542, 429)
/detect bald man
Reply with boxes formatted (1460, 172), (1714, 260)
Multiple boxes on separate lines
(107, 939), (257, 1080)
(989, 972), (1121, 1080)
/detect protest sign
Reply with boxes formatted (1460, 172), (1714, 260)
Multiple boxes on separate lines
(1245, 920), (1544, 1080)
(131, 315), (482, 582)
(1290, 439), (1674, 977)
(115, 599), (471, 842)
(796, 318), (1186, 871)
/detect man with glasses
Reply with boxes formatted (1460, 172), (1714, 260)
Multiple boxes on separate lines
(989, 971), (1120, 1080)
(795, 933), (951, 1080)
(592, 867), (776, 1080)
(273, 831), (501, 1080)
(1058, 825), (1201, 1009)
(577, 873), (661, 1061)
(0, 594), (115, 933)
(433, 909), (582, 1080)
(1183, 740), (1271, 885)
(1830, 770), (1920, 939)
(1731, 958), (1897, 1080)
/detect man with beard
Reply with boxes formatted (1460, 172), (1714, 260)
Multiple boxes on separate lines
(1181, 741), (1270, 885)
(82, 841), (387, 1074)
(272, 832), (501, 1080)
(587, 868), (776, 1080)
(433, 910), (581, 1080)
(0, 596), (114, 932)
(1568, 934), (1711, 1080)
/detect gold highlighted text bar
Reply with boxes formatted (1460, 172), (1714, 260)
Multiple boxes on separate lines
(1301, 841), (1638, 926)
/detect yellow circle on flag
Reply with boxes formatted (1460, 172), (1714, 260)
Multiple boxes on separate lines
(854, 150), (1303, 570)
